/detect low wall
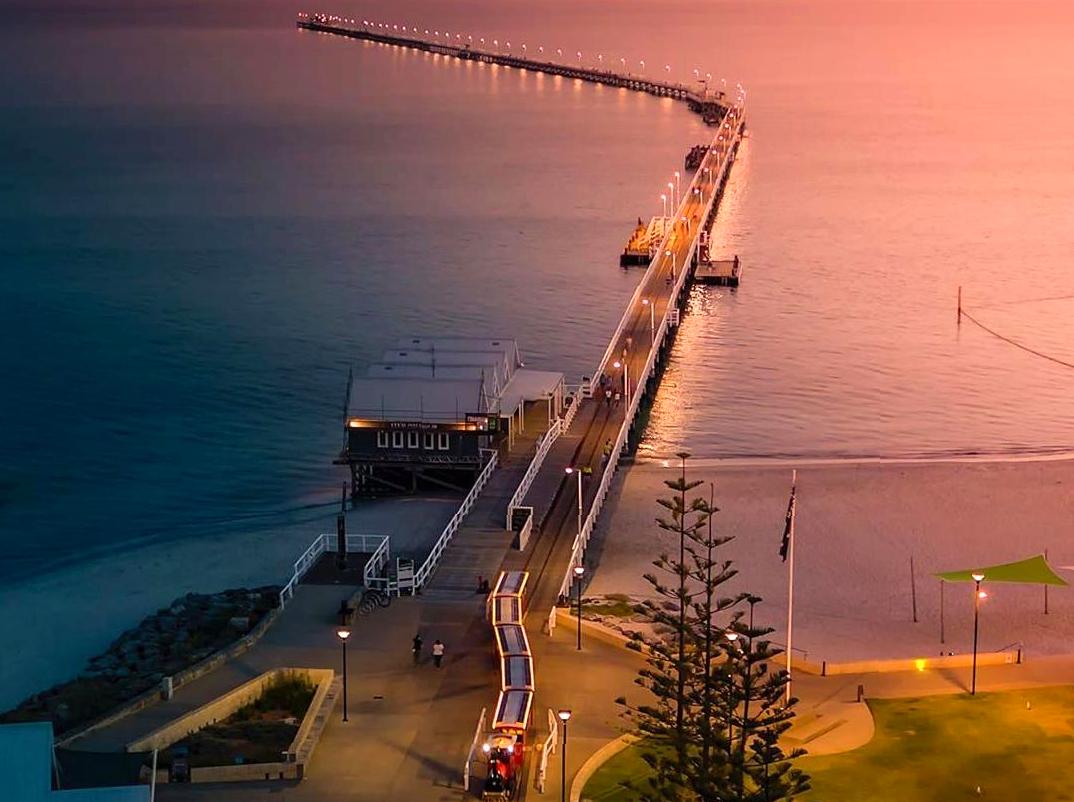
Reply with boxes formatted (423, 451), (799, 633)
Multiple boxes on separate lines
(818, 649), (1021, 676)
(555, 609), (1021, 677)
(191, 762), (302, 783)
(57, 607), (281, 748)
(127, 667), (334, 754)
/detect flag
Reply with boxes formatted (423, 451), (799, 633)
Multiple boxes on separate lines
(779, 478), (796, 562)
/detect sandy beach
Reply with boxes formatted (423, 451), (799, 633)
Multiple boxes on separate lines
(586, 458), (1074, 664)
(0, 495), (458, 711)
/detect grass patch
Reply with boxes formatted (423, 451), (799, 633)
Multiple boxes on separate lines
(801, 686), (1074, 801)
(583, 687), (1074, 802)
(582, 740), (654, 801)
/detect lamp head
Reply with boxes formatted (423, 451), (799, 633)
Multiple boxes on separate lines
(336, 628), (351, 641)
(971, 573), (985, 582)
(558, 709), (572, 723)
(574, 565), (585, 577)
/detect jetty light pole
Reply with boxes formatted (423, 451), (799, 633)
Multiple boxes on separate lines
(558, 709), (572, 802)
(642, 298), (655, 341)
(613, 359), (629, 405)
(565, 466), (583, 542)
(971, 572), (985, 695)
(336, 627), (351, 722)
(574, 565), (585, 650)
(660, 193), (668, 218)
(668, 182), (676, 214)
(674, 171), (681, 202)
(666, 248), (676, 280)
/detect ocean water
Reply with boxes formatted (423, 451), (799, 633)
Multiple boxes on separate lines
(1, 0), (1073, 700)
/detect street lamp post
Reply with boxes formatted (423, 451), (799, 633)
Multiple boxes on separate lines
(336, 627), (351, 722)
(574, 565), (585, 650)
(565, 467), (582, 543)
(674, 171), (681, 203)
(666, 248), (676, 279)
(642, 298), (655, 341)
(660, 193), (667, 219)
(558, 709), (572, 802)
(668, 182), (676, 214)
(971, 572), (985, 695)
(726, 632), (739, 746)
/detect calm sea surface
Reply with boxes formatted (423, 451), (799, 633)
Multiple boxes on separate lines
(3, 0), (1074, 582)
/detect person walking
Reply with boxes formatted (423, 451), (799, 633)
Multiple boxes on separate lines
(412, 633), (423, 665)
(614, 390), (621, 407)
(602, 438), (612, 464)
(432, 639), (445, 668)
(604, 387), (612, 408)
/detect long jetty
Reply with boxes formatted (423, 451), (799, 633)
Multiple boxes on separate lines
(297, 12), (735, 123)
(296, 14), (746, 789)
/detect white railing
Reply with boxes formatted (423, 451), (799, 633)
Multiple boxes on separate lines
(505, 420), (561, 528)
(535, 708), (559, 794)
(559, 113), (745, 600)
(413, 451), (500, 589)
(279, 532), (391, 608)
(463, 706), (488, 792)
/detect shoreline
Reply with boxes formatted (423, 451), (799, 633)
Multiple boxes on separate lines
(0, 494), (459, 711)
(634, 447), (1074, 469)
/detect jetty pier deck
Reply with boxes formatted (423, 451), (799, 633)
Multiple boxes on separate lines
(297, 13), (736, 123)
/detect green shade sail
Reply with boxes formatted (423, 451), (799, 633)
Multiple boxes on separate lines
(936, 554), (1068, 586)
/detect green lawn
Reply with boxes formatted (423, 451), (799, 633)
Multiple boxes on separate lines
(582, 687), (1074, 802)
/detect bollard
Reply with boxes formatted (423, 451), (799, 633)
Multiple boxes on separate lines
(856, 684), (864, 703)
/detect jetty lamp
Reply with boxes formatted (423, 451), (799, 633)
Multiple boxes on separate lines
(640, 59), (645, 72)
(558, 709), (573, 802)
(668, 181), (675, 210)
(660, 193), (667, 218)
(674, 170), (681, 199)
(565, 467), (583, 544)
(665, 63), (671, 75)
(577, 50), (583, 65)
(642, 298), (655, 341)
(613, 359), (630, 404)
(336, 627), (351, 722)
(666, 248), (677, 279)
(971, 572), (985, 695)
(574, 565), (585, 650)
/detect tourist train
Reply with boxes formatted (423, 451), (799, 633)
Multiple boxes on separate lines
(482, 570), (532, 801)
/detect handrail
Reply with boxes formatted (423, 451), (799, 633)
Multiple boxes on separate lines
(279, 532), (391, 606)
(505, 419), (561, 528)
(414, 451), (499, 588)
(463, 706), (488, 792)
(559, 112), (745, 599)
(535, 707), (559, 793)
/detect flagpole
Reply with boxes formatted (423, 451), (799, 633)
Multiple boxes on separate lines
(785, 469), (797, 705)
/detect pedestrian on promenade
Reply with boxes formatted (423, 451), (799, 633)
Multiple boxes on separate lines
(602, 438), (612, 464)
(432, 639), (445, 668)
(412, 633), (423, 665)
(614, 390), (621, 406)
(605, 388), (612, 408)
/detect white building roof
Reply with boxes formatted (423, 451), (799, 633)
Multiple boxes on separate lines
(348, 376), (492, 423)
(393, 337), (522, 368)
(366, 363), (508, 397)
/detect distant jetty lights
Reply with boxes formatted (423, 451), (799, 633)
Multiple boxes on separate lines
(304, 15), (747, 93)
